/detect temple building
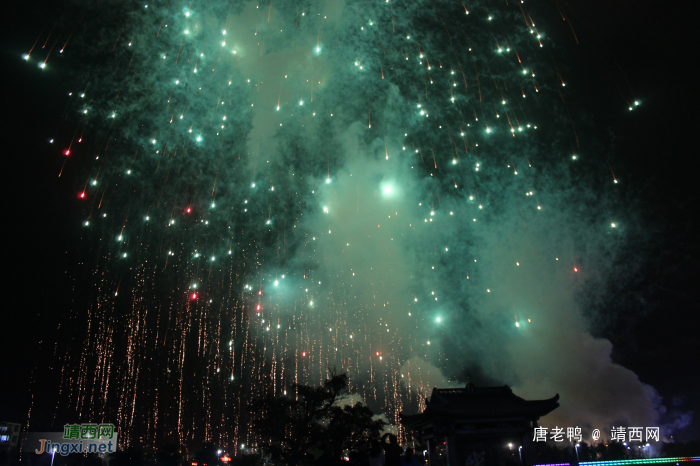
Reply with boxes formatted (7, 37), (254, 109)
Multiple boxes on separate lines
(401, 383), (559, 466)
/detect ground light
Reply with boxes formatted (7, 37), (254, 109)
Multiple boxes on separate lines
(535, 458), (700, 466)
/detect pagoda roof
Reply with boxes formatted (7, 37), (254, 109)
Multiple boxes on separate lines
(401, 383), (559, 427)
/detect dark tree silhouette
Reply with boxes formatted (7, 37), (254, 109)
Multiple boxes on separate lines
(156, 443), (182, 466)
(192, 443), (223, 466)
(250, 373), (385, 466)
(107, 447), (150, 466)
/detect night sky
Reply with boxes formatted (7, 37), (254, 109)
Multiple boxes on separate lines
(1, 0), (698, 448)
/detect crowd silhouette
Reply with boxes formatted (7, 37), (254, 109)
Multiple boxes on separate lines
(306, 433), (426, 466)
